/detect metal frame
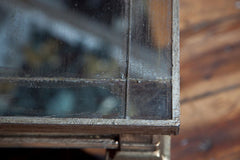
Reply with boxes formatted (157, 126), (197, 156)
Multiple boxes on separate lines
(106, 135), (171, 160)
(0, 0), (179, 136)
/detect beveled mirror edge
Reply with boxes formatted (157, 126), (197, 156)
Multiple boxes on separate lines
(0, 0), (180, 135)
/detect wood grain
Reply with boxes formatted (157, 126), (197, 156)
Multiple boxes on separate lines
(181, 41), (240, 88)
(180, 0), (240, 30)
(172, 0), (240, 159)
(181, 14), (240, 63)
(172, 114), (240, 160)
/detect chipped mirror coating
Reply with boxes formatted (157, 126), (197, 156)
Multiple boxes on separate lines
(0, 0), (172, 119)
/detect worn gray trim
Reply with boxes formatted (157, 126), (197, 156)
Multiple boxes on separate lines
(0, 117), (179, 127)
(0, 117), (179, 135)
(172, 0), (180, 125)
(0, 136), (118, 149)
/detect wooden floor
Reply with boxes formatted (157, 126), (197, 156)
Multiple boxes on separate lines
(172, 0), (240, 159)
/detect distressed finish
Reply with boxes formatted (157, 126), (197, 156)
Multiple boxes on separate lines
(0, 0), (180, 147)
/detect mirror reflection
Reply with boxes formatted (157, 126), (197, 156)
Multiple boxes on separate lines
(0, 0), (172, 119)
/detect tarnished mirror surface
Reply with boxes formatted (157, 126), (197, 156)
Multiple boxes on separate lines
(0, 0), (172, 120)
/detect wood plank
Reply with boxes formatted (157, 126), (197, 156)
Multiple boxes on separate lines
(180, 0), (240, 30)
(181, 15), (240, 63)
(173, 1), (240, 159)
(179, 0), (240, 131)
(172, 114), (240, 160)
(181, 42), (240, 88)
(181, 70), (240, 105)
(180, 83), (240, 130)
(176, 65), (240, 160)
(176, 26), (240, 160)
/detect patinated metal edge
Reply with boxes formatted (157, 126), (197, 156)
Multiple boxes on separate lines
(172, 0), (180, 128)
(0, 136), (118, 149)
(0, 117), (179, 135)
